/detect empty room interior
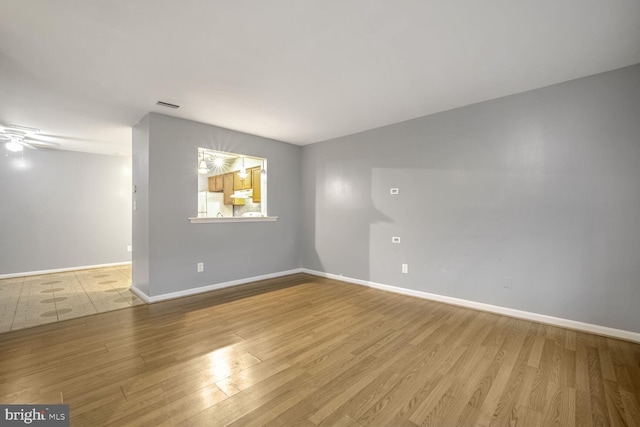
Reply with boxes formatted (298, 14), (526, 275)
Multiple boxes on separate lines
(1, 1), (640, 426)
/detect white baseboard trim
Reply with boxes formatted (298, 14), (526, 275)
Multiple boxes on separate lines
(0, 262), (132, 279)
(302, 269), (640, 344)
(129, 285), (151, 304)
(131, 268), (305, 304)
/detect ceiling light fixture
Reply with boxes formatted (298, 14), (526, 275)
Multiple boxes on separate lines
(5, 140), (23, 152)
(2, 124), (48, 157)
(213, 156), (224, 168)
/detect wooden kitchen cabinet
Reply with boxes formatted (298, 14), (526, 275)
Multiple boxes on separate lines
(223, 173), (233, 205)
(208, 174), (224, 192)
(233, 170), (252, 190)
(251, 167), (261, 203)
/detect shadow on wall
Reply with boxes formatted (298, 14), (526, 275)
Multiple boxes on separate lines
(304, 158), (391, 281)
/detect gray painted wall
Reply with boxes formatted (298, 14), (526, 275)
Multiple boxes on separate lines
(133, 113), (302, 297)
(301, 64), (640, 333)
(0, 148), (132, 275)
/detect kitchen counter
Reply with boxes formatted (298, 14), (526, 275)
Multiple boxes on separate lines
(188, 216), (278, 224)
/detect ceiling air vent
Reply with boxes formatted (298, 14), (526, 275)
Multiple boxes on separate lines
(156, 101), (180, 109)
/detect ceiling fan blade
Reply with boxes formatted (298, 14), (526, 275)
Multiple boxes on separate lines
(24, 139), (60, 148)
(21, 141), (38, 150)
(33, 133), (108, 143)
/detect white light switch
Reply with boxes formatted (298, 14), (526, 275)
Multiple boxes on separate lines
(390, 188), (399, 195)
(392, 237), (401, 243)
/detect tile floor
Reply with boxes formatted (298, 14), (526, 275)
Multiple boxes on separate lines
(0, 265), (143, 333)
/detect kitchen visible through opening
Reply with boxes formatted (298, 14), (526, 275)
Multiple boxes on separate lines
(197, 148), (267, 218)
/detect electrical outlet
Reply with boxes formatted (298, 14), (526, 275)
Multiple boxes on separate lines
(402, 264), (408, 274)
(127, 245), (132, 252)
(503, 276), (512, 289)
(390, 188), (399, 195)
(392, 236), (401, 243)
(197, 262), (204, 273)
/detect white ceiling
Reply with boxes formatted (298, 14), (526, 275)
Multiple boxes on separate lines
(1, 1), (639, 155)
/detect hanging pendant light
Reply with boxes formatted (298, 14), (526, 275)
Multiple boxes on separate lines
(198, 150), (208, 174)
(238, 156), (248, 178)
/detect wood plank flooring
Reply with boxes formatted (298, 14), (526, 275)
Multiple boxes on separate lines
(0, 273), (639, 426)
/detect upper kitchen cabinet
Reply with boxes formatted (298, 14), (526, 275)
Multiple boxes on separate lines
(251, 167), (261, 203)
(208, 174), (224, 192)
(233, 170), (252, 190)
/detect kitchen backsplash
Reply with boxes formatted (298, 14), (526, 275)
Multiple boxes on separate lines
(234, 200), (262, 217)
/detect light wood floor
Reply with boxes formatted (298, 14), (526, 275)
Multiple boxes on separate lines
(0, 274), (638, 426)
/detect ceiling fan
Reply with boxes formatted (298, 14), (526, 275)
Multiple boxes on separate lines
(1, 125), (60, 153)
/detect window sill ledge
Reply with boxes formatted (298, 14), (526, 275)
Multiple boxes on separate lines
(188, 216), (278, 224)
